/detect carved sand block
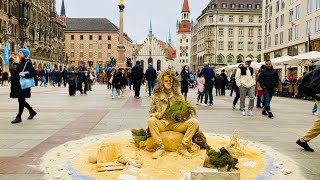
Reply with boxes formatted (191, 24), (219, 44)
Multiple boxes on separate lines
(140, 131), (200, 152)
(93, 143), (125, 172)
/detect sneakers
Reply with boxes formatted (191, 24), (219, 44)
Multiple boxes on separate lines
(268, 111), (274, 118)
(201, 103), (207, 106)
(296, 139), (314, 152)
(312, 112), (319, 116)
(177, 144), (192, 159)
(208, 103), (213, 106)
(196, 102), (199, 105)
(248, 110), (254, 116)
(118, 96), (121, 98)
(262, 109), (268, 116)
(241, 110), (246, 116)
(122, 94), (125, 97)
(232, 104), (236, 110)
(112, 96), (115, 99)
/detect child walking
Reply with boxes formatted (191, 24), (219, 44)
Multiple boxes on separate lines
(196, 74), (205, 105)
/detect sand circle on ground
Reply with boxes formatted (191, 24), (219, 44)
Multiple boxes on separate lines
(39, 131), (305, 180)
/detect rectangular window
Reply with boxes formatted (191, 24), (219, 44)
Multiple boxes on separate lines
(71, 43), (74, 49)
(249, 16), (253, 22)
(228, 41), (233, 50)
(258, 28), (262, 36)
(239, 16), (243, 22)
(71, 52), (74, 58)
(290, 0), (294, 5)
(276, 1), (280, 13)
(218, 41), (224, 50)
(208, 42), (211, 49)
(219, 28), (224, 36)
(71, 35), (74, 40)
(80, 52), (84, 58)
(275, 34), (279, 45)
(288, 28), (293, 41)
(269, 6), (272, 17)
(295, 25), (300, 39)
(107, 53), (111, 58)
(296, 5), (300, 20)
(98, 52), (102, 58)
(275, 17), (279, 29)
(209, 16), (214, 24)
(208, 28), (212, 35)
(317, 0), (320, 9)
(316, 16), (320, 32)
(289, 9), (293, 22)
(281, 0), (285, 9)
(80, 44), (84, 49)
(108, 35), (111, 40)
(268, 36), (271, 48)
(108, 44), (111, 49)
(89, 44), (93, 49)
(219, 15), (224, 22)
(238, 41), (243, 50)
(229, 15), (234, 22)
(228, 28), (233, 36)
(248, 42), (254, 50)
(280, 31), (284, 44)
(89, 35), (93, 40)
(239, 28), (244, 36)
(306, 20), (312, 35)
(99, 35), (102, 40)
(280, 14), (284, 27)
(308, 0), (312, 14)
(259, 16), (262, 23)
(89, 52), (93, 58)
(258, 42), (262, 51)
(80, 35), (83, 40)
(248, 28), (254, 37)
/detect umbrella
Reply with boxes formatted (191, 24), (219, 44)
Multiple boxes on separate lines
(294, 51), (320, 66)
(271, 56), (295, 66)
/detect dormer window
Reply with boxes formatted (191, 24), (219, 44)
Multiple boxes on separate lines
(247, 4), (252, 8)
(231, 4), (236, 8)
(222, 3), (227, 8)
(239, 4), (244, 8)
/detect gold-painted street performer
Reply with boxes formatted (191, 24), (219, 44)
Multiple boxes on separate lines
(148, 70), (199, 159)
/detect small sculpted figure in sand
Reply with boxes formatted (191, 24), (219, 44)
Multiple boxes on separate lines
(147, 70), (199, 159)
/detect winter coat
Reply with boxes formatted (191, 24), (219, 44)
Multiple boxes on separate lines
(197, 77), (205, 93)
(10, 59), (36, 99)
(220, 72), (228, 85)
(131, 64), (143, 83)
(180, 71), (190, 93)
(214, 75), (224, 89)
(199, 65), (215, 85)
(259, 67), (279, 90)
(77, 66), (88, 83)
(120, 74), (128, 86)
(145, 67), (157, 81)
(112, 72), (122, 85)
(235, 66), (256, 88)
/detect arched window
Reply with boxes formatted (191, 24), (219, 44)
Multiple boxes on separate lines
(148, 57), (153, 64)
(256, 55), (261, 63)
(236, 54), (244, 63)
(217, 54), (224, 64)
(157, 60), (161, 71)
(227, 54), (234, 64)
(264, 54), (270, 61)
(247, 54), (254, 60)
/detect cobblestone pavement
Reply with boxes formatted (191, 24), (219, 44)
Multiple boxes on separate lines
(0, 84), (319, 179)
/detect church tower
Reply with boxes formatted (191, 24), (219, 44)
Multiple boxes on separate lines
(176, 0), (191, 72)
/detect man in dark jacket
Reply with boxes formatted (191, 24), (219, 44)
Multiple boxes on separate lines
(199, 62), (215, 106)
(296, 66), (320, 152)
(259, 59), (279, 118)
(62, 67), (68, 87)
(145, 63), (157, 97)
(220, 69), (228, 96)
(77, 62), (88, 95)
(131, 61), (143, 99)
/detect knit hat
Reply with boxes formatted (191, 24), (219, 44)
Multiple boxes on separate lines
(19, 48), (30, 58)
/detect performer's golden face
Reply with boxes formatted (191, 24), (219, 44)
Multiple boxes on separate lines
(163, 75), (173, 90)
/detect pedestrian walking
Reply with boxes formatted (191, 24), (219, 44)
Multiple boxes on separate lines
(256, 66), (265, 108)
(111, 66), (121, 99)
(39, 67), (47, 87)
(77, 62), (88, 95)
(220, 69), (228, 96)
(131, 61), (143, 99)
(1, 71), (8, 86)
(214, 74), (223, 96)
(296, 66), (320, 152)
(67, 65), (77, 96)
(62, 67), (68, 87)
(120, 69), (127, 97)
(235, 58), (256, 116)
(199, 62), (215, 106)
(196, 74), (205, 105)
(57, 70), (62, 87)
(232, 64), (243, 110)
(259, 60), (279, 118)
(10, 48), (37, 124)
(180, 65), (190, 101)
(145, 63), (157, 97)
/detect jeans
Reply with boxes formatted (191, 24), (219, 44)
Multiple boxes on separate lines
(263, 88), (274, 112)
(40, 76), (46, 86)
(148, 81), (156, 96)
(312, 103), (318, 113)
(233, 91), (240, 105)
(239, 86), (255, 111)
(204, 83), (214, 104)
(112, 85), (120, 97)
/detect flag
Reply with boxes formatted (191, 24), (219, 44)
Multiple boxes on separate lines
(290, 21), (295, 27)
(3, 43), (9, 66)
(96, 64), (100, 73)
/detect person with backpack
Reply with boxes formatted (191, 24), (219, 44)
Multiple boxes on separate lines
(145, 63), (157, 97)
(296, 66), (320, 152)
(131, 61), (143, 99)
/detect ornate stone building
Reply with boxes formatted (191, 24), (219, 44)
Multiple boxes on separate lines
(191, 0), (263, 72)
(0, 0), (66, 72)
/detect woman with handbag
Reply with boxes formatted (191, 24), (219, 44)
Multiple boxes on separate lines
(10, 48), (37, 124)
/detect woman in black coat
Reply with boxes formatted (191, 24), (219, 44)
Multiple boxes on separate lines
(10, 49), (37, 124)
(180, 65), (190, 101)
(67, 65), (77, 96)
(120, 69), (128, 97)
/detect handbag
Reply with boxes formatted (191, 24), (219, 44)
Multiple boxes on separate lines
(20, 62), (35, 90)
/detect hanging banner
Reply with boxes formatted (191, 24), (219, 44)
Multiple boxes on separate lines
(3, 43), (9, 66)
(96, 64), (100, 73)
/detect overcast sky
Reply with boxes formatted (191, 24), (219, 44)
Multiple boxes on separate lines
(56, 0), (211, 44)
